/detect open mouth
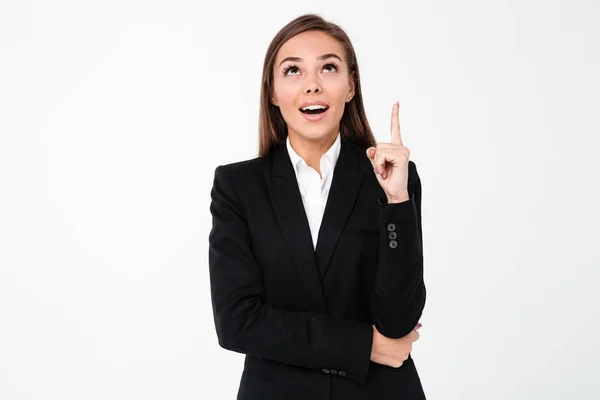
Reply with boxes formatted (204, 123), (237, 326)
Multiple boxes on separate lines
(299, 105), (329, 115)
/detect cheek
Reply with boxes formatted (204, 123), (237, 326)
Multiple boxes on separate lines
(335, 80), (351, 97)
(273, 83), (298, 112)
(322, 77), (350, 102)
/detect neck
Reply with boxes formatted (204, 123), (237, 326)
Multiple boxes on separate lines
(288, 131), (338, 175)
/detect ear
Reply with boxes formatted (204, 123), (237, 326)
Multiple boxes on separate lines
(346, 73), (355, 102)
(270, 91), (279, 107)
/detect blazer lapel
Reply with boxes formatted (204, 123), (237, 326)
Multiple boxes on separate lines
(315, 140), (366, 278)
(267, 145), (327, 312)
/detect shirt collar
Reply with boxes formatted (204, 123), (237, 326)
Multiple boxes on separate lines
(286, 132), (341, 173)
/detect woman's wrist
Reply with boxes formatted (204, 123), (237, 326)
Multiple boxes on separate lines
(386, 191), (410, 204)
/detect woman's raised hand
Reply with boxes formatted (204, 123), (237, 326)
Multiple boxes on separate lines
(366, 102), (411, 203)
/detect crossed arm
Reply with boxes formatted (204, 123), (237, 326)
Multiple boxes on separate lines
(208, 163), (425, 386)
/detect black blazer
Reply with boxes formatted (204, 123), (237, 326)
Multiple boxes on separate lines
(208, 137), (426, 400)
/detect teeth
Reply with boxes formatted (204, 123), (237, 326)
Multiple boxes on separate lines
(301, 105), (327, 111)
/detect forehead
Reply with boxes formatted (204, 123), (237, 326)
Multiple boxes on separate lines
(275, 30), (345, 63)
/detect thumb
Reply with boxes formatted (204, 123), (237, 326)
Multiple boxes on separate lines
(366, 147), (376, 159)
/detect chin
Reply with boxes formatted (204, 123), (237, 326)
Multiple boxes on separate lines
(293, 121), (338, 141)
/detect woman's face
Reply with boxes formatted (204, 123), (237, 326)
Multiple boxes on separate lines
(271, 30), (355, 143)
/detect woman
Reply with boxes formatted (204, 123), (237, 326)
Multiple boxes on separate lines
(208, 13), (426, 400)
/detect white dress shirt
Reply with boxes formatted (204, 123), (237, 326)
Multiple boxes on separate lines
(286, 133), (341, 249)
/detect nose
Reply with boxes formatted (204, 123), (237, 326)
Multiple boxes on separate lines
(303, 76), (322, 94)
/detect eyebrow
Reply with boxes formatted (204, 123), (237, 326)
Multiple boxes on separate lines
(278, 53), (343, 67)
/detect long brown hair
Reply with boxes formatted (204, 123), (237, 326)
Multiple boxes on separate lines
(258, 13), (377, 157)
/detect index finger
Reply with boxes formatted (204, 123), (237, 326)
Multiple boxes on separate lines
(390, 101), (403, 146)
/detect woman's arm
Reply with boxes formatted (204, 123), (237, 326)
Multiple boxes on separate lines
(369, 160), (426, 339)
(208, 165), (373, 385)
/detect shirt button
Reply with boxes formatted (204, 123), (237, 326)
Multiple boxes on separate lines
(388, 231), (397, 240)
(387, 223), (396, 232)
(338, 371), (346, 377)
(329, 369), (337, 375)
(322, 368), (330, 374)
(389, 240), (398, 248)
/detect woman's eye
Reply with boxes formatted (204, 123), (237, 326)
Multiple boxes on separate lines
(283, 63), (338, 76)
(285, 66), (299, 75)
(323, 63), (339, 72)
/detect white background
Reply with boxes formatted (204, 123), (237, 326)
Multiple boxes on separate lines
(1, 0), (599, 399)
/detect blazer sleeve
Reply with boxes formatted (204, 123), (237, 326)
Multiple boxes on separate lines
(208, 165), (374, 385)
(369, 160), (426, 339)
